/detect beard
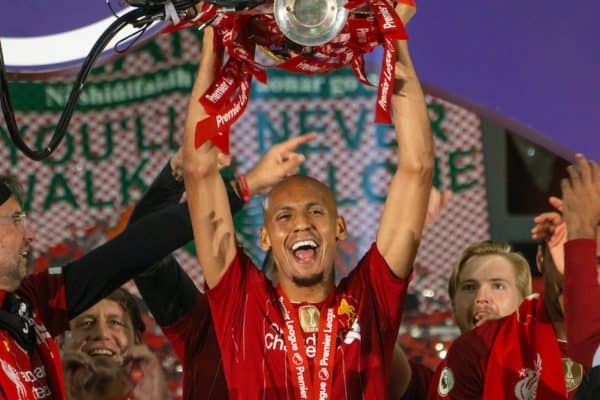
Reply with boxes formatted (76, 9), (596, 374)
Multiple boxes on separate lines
(291, 271), (325, 287)
(7, 258), (27, 285)
(0, 253), (27, 290)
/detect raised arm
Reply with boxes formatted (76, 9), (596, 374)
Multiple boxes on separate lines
(561, 154), (600, 367)
(182, 26), (236, 289)
(131, 150), (246, 326)
(183, 28), (314, 288)
(375, 38), (434, 278)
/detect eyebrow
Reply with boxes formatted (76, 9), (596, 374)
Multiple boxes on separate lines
(460, 277), (509, 284)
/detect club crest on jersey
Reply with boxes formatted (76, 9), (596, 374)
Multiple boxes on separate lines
(515, 353), (542, 400)
(437, 367), (455, 397)
(0, 359), (27, 400)
(337, 297), (356, 329)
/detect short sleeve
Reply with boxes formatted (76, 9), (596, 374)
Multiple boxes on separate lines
(430, 329), (491, 399)
(162, 291), (212, 362)
(341, 243), (411, 335)
(206, 249), (263, 339)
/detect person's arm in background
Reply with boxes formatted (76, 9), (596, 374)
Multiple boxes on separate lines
(133, 134), (318, 326)
(130, 149), (239, 327)
(561, 154), (600, 368)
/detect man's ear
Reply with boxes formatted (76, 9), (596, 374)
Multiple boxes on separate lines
(259, 226), (271, 251)
(336, 216), (347, 241)
(535, 244), (544, 275)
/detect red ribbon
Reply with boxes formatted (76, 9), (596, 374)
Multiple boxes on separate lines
(277, 290), (339, 400)
(191, 0), (414, 152)
(194, 63), (251, 153)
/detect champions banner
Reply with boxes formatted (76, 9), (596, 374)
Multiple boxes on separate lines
(0, 29), (489, 312)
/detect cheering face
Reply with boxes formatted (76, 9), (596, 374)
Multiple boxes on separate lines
(260, 176), (346, 289)
(69, 299), (138, 366)
(453, 255), (523, 332)
(0, 197), (34, 291)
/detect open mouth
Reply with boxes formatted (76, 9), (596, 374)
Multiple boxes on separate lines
(87, 348), (117, 358)
(291, 239), (319, 263)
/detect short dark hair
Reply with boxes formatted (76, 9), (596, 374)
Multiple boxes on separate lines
(105, 288), (145, 339)
(0, 175), (23, 207)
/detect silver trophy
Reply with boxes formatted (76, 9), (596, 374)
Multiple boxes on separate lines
(273, 0), (349, 46)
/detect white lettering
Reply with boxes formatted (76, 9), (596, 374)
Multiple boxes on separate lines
(33, 385), (52, 399)
(377, 49), (394, 111)
(215, 87), (248, 128)
(305, 334), (317, 358)
(296, 62), (324, 73)
(205, 78), (233, 103)
(379, 6), (396, 30)
(265, 332), (286, 351)
(319, 380), (328, 399)
(285, 320), (299, 352)
(296, 366), (308, 398)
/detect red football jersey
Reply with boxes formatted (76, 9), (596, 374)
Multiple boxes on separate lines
(400, 360), (433, 400)
(207, 243), (409, 399)
(428, 296), (585, 400)
(564, 239), (600, 368)
(162, 292), (229, 400)
(0, 271), (69, 399)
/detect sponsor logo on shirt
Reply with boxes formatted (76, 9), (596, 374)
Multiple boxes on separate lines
(437, 367), (454, 397)
(264, 317), (363, 354)
(337, 298), (356, 329)
(514, 353), (542, 400)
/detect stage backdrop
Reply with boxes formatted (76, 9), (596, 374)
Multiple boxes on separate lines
(1, 28), (490, 311)
(1, 30), (488, 382)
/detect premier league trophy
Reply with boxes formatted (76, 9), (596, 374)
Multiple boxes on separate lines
(141, 0), (415, 152)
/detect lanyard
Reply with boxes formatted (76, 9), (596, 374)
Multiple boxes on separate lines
(277, 290), (339, 400)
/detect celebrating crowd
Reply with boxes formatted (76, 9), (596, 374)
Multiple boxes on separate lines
(0, 4), (599, 400)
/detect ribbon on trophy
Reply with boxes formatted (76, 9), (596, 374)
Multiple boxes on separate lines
(193, 15), (266, 153)
(168, 0), (415, 152)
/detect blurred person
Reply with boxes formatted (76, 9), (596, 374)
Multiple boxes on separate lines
(61, 288), (169, 400)
(548, 154), (600, 399)
(0, 169), (200, 399)
(182, 7), (434, 397)
(429, 161), (593, 399)
(409, 241), (532, 399)
(560, 154), (600, 369)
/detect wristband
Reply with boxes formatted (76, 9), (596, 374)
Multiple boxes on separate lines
(238, 175), (251, 204)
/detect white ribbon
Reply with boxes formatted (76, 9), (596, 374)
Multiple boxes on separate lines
(164, 1), (181, 25)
